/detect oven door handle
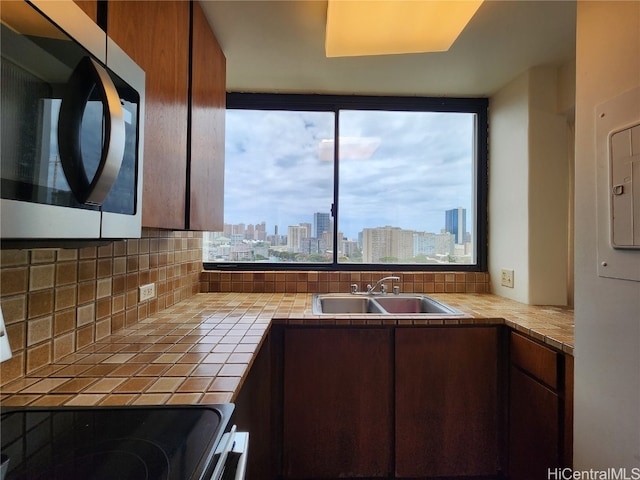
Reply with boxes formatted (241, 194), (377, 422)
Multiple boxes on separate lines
(210, 424), (237, 480)
(58, 56), (125, 206)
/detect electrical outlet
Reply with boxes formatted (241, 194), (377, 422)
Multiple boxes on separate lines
(139, 283), (156, 302)
(501, 269), (514, 288)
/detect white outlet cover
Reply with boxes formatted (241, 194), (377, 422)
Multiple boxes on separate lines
(139, 283), (156, 301)
(0, 306), (13, 363)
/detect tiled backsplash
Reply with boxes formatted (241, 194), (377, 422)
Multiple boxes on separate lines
(0, 229), (203, 386)
(200, 270), (490, 295)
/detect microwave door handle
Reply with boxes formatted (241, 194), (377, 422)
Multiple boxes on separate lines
(58, 57), (125, 206)
(86, 58), (125, 205)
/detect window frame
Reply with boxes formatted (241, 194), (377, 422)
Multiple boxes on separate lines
(204, 93), (488, 272)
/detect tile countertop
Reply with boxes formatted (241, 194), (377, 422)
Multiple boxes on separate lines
(0, 292), (573, 408)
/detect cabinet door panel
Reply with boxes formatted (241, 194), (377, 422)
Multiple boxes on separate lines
(73, 0), (97, 23)
(108, 1), (189, 229)
(509, 366), (560, 480)
(396, 327), (499, 478)
(510, 332), (559, 389)
(283, 328), (393, 478)
(564, 354), (574, 467)
(189, 1), (225, 231)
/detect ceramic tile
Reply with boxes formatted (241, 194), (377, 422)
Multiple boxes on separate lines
(1, 394), (40, 406)
(29, 264), (55, 291)
(201, 392), (233, 403)
(164, 364), (196, 376)
(192, 364), (222, 377)
(132, 393), (170, 405)
(114, 377), (154, 393)
(99, 394), (138, 406)
(83, 377), (127, 393)
(208, 376), (241, 392)
(146, 377), (183, 393)
(167, 393), (203, 404)
(30, 394), (74, 406)
(64, 393), (106, 406)
(136, 364), (169, 377)
(21, 378), (69, 394)
(218, 364), (246, 377)
(177, 377), (212, 393)
(52, 377), (98, 393)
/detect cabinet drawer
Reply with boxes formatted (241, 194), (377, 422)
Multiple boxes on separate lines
(510, 332), (558, 389)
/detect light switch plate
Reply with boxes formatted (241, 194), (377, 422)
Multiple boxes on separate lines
(0, 306), (13, 363)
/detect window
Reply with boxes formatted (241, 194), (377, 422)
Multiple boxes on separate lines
(203, 94), (487, 271)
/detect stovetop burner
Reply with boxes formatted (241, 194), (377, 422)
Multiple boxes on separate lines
(0, 404), (233, 480)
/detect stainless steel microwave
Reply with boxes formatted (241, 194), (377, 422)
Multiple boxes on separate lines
(0, 0), (145, 242)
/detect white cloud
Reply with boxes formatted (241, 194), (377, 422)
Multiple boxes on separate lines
(223, 108), (475, 239)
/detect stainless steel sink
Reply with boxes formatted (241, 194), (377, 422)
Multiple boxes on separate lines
(316, 295), (386, 314)
(312, 293), (462, 316)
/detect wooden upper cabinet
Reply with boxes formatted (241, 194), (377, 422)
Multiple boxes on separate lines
(189, 1), (226, 231)
(107, 1), (190, 229)
(73, 1), (98, 23)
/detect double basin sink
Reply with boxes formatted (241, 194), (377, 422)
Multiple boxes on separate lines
(312, 293), (463, 316)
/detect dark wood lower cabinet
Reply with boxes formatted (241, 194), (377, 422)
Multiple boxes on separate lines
(395, 327), (501, 478)
(231, 334), (275, 480)
(237, 325), (572, 480)
(282, 328), (394, 478)
(508, 366), (560, 480)
(508, 332), (572, 480)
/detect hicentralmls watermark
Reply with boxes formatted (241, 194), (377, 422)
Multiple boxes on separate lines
(548, 468), (640, 480)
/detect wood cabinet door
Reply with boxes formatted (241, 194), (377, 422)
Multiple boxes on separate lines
(189, 1), (225, 231)
(509, 366), (560, 480)
(107, 1), (190, 229)
(73, 0), (98, 23)
(283, 328), (393, 478)
(395, 327), (500, 478)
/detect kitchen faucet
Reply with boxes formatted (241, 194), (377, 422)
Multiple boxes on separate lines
(366, 276), (400, 295)
(351, 277), (400, 295)
(350, 276), (400, 295)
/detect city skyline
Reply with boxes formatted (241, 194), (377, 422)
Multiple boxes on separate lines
(204, 208), (471, 264)
(223, 109), (475, 239)
(219, 206), (469, 243)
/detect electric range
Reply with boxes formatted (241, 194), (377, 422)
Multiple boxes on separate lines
(0, 404), (235, 480)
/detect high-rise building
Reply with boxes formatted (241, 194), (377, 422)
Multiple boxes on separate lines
(445, 207), (466, 244)
(287, 224), (309, 253)
(313, 212), (331, 238)
(255, 222), (267, 241)
(362, 226), (414, 263)
(414, 231), (455, 258)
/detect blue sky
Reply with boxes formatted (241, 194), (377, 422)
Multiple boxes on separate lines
(223, 108), (474, 240)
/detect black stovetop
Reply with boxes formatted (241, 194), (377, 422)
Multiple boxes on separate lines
(0, 404), (233, 480)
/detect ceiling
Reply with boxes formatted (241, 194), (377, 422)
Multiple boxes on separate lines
(200, 0), (576, 98)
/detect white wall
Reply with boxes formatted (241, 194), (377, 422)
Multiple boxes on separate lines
(528, 66), (570, 305)
(489, 72), (530, 303)
(574, 1), (640, 470)
(489, 66), (570, 305)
